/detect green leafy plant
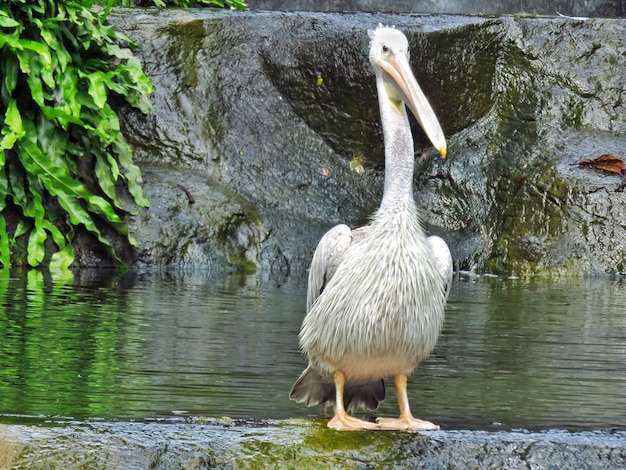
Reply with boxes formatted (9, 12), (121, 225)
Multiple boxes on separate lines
(0, 0), (152, 270)
(113, 0), (248, 8)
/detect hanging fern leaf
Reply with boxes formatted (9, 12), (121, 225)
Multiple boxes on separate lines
(0, 0), (152, 269)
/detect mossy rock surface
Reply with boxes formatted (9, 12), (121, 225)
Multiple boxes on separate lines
(106, 10), (626, 275)
(2, 419), (625, 469)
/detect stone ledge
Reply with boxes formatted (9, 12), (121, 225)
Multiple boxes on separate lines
(2, 419), (625, 468)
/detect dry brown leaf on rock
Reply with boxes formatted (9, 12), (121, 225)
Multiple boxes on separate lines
(577, 154), (626, 192)
(577, 154), (624, 174)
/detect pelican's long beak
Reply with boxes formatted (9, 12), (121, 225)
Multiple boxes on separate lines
(380, 52), (447, 158)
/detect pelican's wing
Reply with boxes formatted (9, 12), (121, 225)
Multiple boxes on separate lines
(427, 235), (453, 300)
(306, 224), (367, 312)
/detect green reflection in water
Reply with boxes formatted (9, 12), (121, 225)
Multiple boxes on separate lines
(0, 268), (307, 422)
(0, 269), (133, 419)
(0, 269), (625, 431)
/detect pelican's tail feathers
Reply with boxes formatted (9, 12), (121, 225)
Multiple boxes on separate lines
(289, 366), (334, 407)
(289, 366), (385, 412)
(345, 379), (385, 412)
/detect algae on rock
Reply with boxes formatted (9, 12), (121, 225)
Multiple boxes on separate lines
(107, 11), (626, 275)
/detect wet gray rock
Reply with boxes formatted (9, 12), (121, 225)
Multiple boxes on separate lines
(109, 10), (626, 275)
(250, 0), (626, 17)
(1, 420), (625, 469)
(127, 165), (263, 271)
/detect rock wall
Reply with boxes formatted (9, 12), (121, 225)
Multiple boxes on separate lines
(111, 10), (626, 275)
(249, 0), (626, 17)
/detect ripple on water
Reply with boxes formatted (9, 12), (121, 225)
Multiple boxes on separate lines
(0, 270), (625, 430)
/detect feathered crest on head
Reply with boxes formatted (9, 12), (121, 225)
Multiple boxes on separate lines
(367, 23), (396, 40)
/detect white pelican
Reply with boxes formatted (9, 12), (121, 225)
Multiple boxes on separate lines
(290, 25), (452, 431)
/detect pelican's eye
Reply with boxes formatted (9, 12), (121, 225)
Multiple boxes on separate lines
(382, 44), (390, 54)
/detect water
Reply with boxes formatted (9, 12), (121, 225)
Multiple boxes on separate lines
(0, 269), (625, 431)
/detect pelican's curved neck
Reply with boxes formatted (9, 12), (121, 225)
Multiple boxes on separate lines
(376, 76), (415, 212)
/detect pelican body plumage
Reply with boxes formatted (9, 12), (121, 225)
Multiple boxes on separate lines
(289, 26), (452, 431)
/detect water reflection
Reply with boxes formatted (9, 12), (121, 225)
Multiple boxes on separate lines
(0, 269), (625, 430)
(427, 277), (626, 430)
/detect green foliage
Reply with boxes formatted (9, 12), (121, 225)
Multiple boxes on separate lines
(0, 0), (152, 269)
(113, 0), (248, 9)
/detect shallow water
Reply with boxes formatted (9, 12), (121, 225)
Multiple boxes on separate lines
(0, 269), (624, 431)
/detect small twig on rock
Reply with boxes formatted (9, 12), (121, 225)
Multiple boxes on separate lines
(616, 170), (626, 193)
(480, 224), (491, 256)
(176, 184), (195, 204)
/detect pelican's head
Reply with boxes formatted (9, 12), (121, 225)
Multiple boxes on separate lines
(368, 26), (447, 158)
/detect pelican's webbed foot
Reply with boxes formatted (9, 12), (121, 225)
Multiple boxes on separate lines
(328, 410), (379, 431)
(328, 370), (380, 431)
(376, 416), (439, 431)
(376, 373), (440, 431)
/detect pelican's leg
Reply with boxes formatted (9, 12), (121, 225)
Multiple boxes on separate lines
(327, 370), (378, 431)
(377, 374), (439, 431)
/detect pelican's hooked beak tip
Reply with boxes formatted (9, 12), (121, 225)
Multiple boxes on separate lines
(439, 145), (447, 158)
